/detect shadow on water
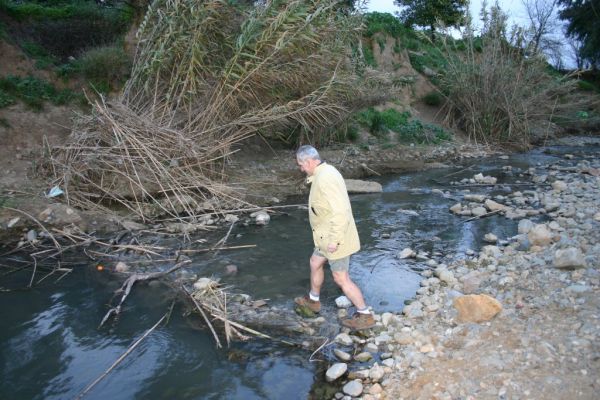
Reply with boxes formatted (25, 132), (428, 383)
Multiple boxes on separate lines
(2, 144), (594, 399)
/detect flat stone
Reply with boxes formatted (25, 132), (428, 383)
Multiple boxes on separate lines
(554, 247), (587, 269)
(345, 179), (383, 193)
(453, 294), (502, 323)
(326, 363), (347, 382)
(354, 352), (373, 362)
(343, 380), (363, 397)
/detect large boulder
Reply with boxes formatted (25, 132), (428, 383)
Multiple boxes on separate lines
(453, 294), (502, 323)
(344, 179), (383, 193)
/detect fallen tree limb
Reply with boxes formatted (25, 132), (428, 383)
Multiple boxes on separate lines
(99, 259), (191, 328)
(462, 209), (502, 223)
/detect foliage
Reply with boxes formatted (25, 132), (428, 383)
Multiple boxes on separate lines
(397, 119), (451, 143)
(21, 41), (58, 69)
(395, 0), (468, 39)
(558, 0), (600, 67)
(437, 7), (593, 147)
(0, 0), (133, 61)
(77, 45), (131, 92)
(0, 75), (80, 110)
(364, 12), (407, 38)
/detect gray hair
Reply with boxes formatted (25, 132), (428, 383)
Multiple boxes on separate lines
(296, 145), (321, 162)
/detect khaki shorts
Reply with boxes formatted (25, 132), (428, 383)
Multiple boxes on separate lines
(312, 248), (350, 272)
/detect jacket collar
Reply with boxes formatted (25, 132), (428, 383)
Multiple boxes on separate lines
(306, 161), (326, 184)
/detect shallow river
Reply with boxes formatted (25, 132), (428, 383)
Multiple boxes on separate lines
(1, 145), (593, 399)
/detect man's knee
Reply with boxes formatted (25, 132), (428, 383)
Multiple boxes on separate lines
(310, 255), (326, 270)
(332, 271), (350, 287)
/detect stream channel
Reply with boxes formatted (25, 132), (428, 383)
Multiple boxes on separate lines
(0, 144), (592, 399)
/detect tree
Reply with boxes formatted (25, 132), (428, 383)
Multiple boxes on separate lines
(522, 0), (561, 55)
(558, 0), (600, 68)
(394, 0), (468, 40)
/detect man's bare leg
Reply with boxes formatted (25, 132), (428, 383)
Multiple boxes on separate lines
(332, 270), (367, 310)
(309, 254), (327, 296)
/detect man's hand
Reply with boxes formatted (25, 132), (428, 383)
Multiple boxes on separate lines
(327, 243), (338, 253)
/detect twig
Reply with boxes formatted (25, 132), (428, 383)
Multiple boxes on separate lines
(183, 286), (222, 348)
(462, 209), (502, 223)
(76, 311), (169, 400)
(3, 207), (61, 249)
(309, 338), (331, 362)
(99, 260), (191, 328)
(28, 256), (37, 288)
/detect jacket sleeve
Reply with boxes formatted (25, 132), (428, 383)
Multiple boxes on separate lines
(320, 172), (350, 245)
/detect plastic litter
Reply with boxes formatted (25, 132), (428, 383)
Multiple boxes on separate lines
(46, 185), (64, 198)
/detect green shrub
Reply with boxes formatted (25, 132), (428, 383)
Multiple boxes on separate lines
(363, 43), (377, 67)
(356, 108), (411, 137)
(364, 12), (407, 38)
(0, 88), (15, 108)
(577, 80), (597, 91)
(423, 91), (443, 106)
(398, 120), (451, 144)
(21, 41), (58, 69)
(77, 45), (131, 92)
(0, 75), (79, 110)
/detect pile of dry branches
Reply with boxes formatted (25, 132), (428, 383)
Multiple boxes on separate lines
(46, 0), (398, 222)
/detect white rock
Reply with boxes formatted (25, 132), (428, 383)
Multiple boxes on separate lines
(399, 248), (416, 259)
(403, 301), (424, 318)
(369, 363), (385, 381)
(449, 203), (462, 214)
(552, 180), (568, 192)
(343, 380), (363, 397)
(335, 295), (352, 308)
(528, 224), (553, 246)
(253, 211), (270, 225)
(471, 206), (487, 217)
(381, 312), (393, 327)
(335, 333), (353, 346)
(7, 217), (20, 228)
(115, 261), (130, 273)
(484, 199), (507, 211)
(224, 214), (239, 223)
(193, 277), (218, 291)
(484, 233), (498, 243)
(518, 219), (534, 234)
(326, 363), (348, 382)
(554, 247), (587, 269)
(344, 179), (383, 193)
(334, 349), (352, 361)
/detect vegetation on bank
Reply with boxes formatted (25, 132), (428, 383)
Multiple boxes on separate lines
(0, 75), (83, 110)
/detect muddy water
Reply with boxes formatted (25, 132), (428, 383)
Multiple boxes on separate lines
(0, 145), (584, 399)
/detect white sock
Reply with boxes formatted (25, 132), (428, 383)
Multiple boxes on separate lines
(357, 307), (370, 314)
(309, 292), (320, 301)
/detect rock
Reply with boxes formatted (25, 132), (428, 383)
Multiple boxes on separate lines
(252, 211), (270, 225)
(369, 363), (385, 381)
(334, 349), (352, 361)
(464, 194), (486, 202)
(26, 229), (37, 242)
(453, 294), (502, 323)
(335, 333), (353, 346)
(484, 199), (508, 212)
(344, 179), (383, 193)
(437, 269), (455, 284)
(460, 271), (485, 294)
(38, 204), (82, 226)
(528, 224), (553, 246)
(481, 245), (502, 258)
(403, 301), (424, 318)
(484, 233), (498, 243)
(7, 217), (20, 228)
(566, 284), (589, 294)
(374, 333), (392, 345)
(121, 220), (147, 231)
(473, 173), (497, 185)
(326, 363), (348, 382)
(552, 180), (568, 192)
(224, 264), (238, 276)
(193, 277), (219, 291)
(471, 206), (487, 217)
(450, 203), (462, 214)
(381, 312), (393, 327)
(422, 66), (437, 77)
(354, 352), (373, 362)
(399, 248), (416, 259)
(335, 295), (352, 308)
(518, 219), (534, 234)
(115, 261), (130, 273)
(369, 383), (383, 395)
(224, 214), (239, 223)
(594, 212), (600, 222)
(554, 247), (587, 269)
(394, 332), (413, 345)
(343, 380), (363, 397)
(419, 343), (435, 353)
(365, 342), (379, 353)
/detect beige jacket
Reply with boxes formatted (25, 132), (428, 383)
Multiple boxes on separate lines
(307, 162), (360, 260)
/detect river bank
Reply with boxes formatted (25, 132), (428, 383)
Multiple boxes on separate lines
(321, 137), (600, 399)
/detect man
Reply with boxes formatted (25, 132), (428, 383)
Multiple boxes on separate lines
(294, 145), (375, 330)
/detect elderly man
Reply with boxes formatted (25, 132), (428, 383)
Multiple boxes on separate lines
(294, 145), (375, 330)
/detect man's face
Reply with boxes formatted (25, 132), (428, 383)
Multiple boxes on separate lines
(297, 158), (315, 176)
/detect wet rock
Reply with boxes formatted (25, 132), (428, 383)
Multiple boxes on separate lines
(399, 248), (416, 259)
(224, 264), (238, 276)
(484, 233), (498, 243)
(554, 247), (587, 269)
(224, 214), (239, 223)
(528, 224), (553, 246)
(326, 363), (347, 382)
(252, 211), (270, 225)
(485, 199), (508, 212)
(450, 203), (462, 214)
(464, 194), (486, 202)
(193, 277), (219, 291)
(343, 380), (363, 397)
(334, 349), (352, 361)
(335, 333), (353, 346)
(518, 219), (534, 234)
(394, 332), (413, 345)
(354, 352), (372, 362)
(369, 363), (386, 381)
(344, 179), (383, 193)
(381, 312), (394, 327)
(335, 295), (352, 308)
(115, 261), (130, 273)
(403, 301), (424, 318)
(552, 181), (568, 192)
(453, 294), (502, 323)
(471, 206), (487, 217)
(473, 173), (497, 185)
(369, 383), (383, 395)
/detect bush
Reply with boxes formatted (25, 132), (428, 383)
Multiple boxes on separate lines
(356, 108), (411, 137)
(423, 91), (443, 106)
(77, 45), (131, 92)
(398, 120), (452, 144)
(364, 12), (407, 38)
(0, 75), (79, 110)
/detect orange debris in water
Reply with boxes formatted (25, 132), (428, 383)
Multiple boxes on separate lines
(96, 264), (104, 271)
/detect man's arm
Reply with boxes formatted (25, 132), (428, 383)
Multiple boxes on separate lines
(321, 173), (350, 252)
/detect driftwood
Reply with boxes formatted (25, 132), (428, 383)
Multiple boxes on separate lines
(99, 259), (191, 328)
